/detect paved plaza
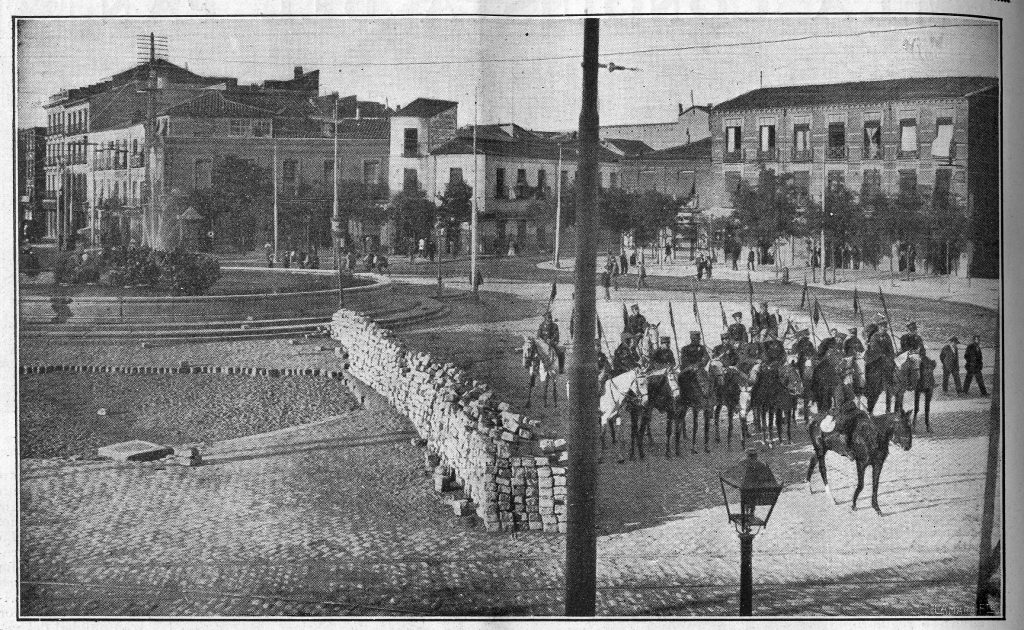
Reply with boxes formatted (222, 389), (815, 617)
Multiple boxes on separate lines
(19, 271), (999, 617)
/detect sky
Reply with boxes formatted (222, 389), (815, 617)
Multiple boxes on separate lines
(15, 15), (999, 130)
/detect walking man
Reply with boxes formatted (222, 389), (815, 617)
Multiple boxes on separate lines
(264, 242), (274, 268)
(940, 336), (962, 394)
(747, 249), (755, 271)
(636, 256), (648, 289)
(601, 266), (612, 300)
(963, 335), (988, 396)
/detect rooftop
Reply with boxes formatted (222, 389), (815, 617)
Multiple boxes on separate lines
(602, 138), (654, 157)
(634, 137), (712, 162)
(433, 125), (620, 162)
(714, 76), (999, 111)
(394, 98), (458, 118)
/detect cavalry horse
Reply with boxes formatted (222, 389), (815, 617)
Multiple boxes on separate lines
(806, 409), (913, 513)
(521, 336), (560, 409)
(749, 360), (805, 446)
(711, 360), (748, 449)
(599, 368), (648, 462)
(678, 363), (713, 454)
(891, 350), (921, 414)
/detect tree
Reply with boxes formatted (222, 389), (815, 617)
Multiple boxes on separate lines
(632, 190), (680, 248)
(872, 186), (926, 275)
(598, 187), (635, 237)
(731, 167), (801, 264)
(196, 155), (273, 252)
(805, 183), (864, 267)
(927, 184), (969, 274)
(390, 189), (437, 244)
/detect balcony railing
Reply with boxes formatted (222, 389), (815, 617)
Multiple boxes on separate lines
(897, 148), (920, 160)
(862, 145), (884, 160)
(791, 148), (814, 163)
(932, 143), (957, 166)
(825, 145), (848, 161)
(756, 147), (779, 162)
(723, 150), (744, 164)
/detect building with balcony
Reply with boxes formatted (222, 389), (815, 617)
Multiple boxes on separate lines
(389, 99), (624, 254)
(43, 61), (390, 251)
(709, 76), (999, 277)
(17, 127), (46, 240)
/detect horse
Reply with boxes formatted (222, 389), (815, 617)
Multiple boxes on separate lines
(890, 351), (921, 414)
(599, 368), (647, 462)
(806, 409), (913, 513)
(754, 360), (804, 445)
(521, 336), (560, 408)
(678, 364), (713, 453)
(642, 368), (684, 457)
(712, 361), (751, 449)
(808, 348), (844, 416)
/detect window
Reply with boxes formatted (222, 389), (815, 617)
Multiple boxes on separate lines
(363, 160), (380, 184)
(898, 169), (918, 196)
(792, 171), (810, 204)
(609, 172), (618, 189)
(403, 168), (418, 192)
(253, 119), (271, 137)
(403, 128), (419, 156)
(827, 122), (846, 159)
(725, 124), (742, 158)
(495, 167), (507, 199)
(449, 167), (463, 184)
(931, 117), (954, 160)
(793, 123), (811, 160)
(861, 169), (882, 198)
(863, 119), (882, 159)
(515, 168), (529, 199)
(229, 119), (246, 136)
(723, 171), (741, 205)
(283, 159), (298, 195)
(827, 169), (845, 192)
(536, 169), (547, 198)
(899, 119), (918, 156)
(759, 124), (776, 152)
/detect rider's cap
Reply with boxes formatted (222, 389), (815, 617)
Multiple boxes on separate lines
(848, 327), (857, 334)
(732, 311), (743, 319)
(631, 304), (640, 310)
(690, 331), (701, 338)
(875, 313), (888, 324)
(907, 321), (917, 330)
(660, 336), (671, 343)
(835, 332), (848, 341)
(797, 328), (810, 337)
(761, 300), (769, 307)
(950, 336), (959, 343)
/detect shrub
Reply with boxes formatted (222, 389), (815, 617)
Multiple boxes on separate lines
(159, 246), (221, 296)
(53, 253), (80, 284)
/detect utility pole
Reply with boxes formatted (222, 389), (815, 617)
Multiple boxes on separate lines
(976, 333), (1000, 614)
(144, 33), (157, 248)
(331, 96), (344, 307)
(565, 16), (600, 617)
(554, 142), (563, 268)
(273, 140), (279, 263)
(470, 86), (479, 299)
(820, 148), (827, 285)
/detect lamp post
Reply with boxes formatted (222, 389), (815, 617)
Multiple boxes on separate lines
(719, 449), (783, 616)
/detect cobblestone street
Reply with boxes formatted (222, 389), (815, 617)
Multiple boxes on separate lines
(19, 274), (999, 617)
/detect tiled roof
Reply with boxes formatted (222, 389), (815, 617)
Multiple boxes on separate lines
(432, 131), (621, 162)
(636, 137), (712, 162)
(161, 91), (276, 118)
(394, 98), (458, 118)
(714, 76), (998, 112)
(603, 138), (653, 156)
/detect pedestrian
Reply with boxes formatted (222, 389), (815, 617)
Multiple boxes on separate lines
(939, 336), (962, 394)
(619, 250), (629, 276)
(474, 268), (484, 289)
(601, 267), (612, 300)
(696, 254), (704, 280)
(637, 256), (648, 289)
(731, 245), (739, 271)
(914, 346), (936, 432)
(705, 255), (713, 279)
(963, 335), (988, 396)
(747, 249), (755, 271)
(264, 242), (274, 268)
(418, 237), (426, 258)
(629, 248), (637, 267)
(665, 240), (673, 262)
(282, 250), (291, 268)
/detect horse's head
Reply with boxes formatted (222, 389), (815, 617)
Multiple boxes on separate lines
(891, 409), (913, 451)
(521, 336), (534, 367)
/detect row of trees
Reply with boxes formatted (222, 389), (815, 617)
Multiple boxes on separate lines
(728, 167), (972, 274)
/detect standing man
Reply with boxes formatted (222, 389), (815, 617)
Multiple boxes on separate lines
(964, 335), (988, 396)
(618, 249), (629, 277)
(636, 256), (648, 289)
(940, 336), (962, 395)
(264, 242), (274, 268)
(728, 311), (749, 345)
(747, 249), (756, 271)
(900, 321), (924, 354)
(914, 346), (937, 432)
(600, 265), (612, 300)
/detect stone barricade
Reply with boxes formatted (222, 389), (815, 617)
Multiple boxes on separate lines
(331, 310), (567, 533)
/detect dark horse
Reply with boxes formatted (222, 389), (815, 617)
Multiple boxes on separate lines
(638, 370), (684, 458)
(711, 361), (748, 449)
(750, 361), (805, 446)
(806, 409), (913, 513)
(678, 365), (713, 453)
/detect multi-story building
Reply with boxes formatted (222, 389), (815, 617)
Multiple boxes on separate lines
(709, 76), (999, 277)
(44, 61), (389, 251)
(389, 98), (624, 254)
(618, 137), (714, 257)
(600, 104), (711, 150)
(17, 127), (46, 240)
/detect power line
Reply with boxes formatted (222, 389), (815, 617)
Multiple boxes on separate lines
(131, 22), (989, 69)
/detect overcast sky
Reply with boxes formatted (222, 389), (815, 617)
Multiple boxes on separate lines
(16, 15), (999, 130)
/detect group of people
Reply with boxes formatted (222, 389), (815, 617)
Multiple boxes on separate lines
(601, 250), (648, 298)
(263, 243), (320, 270)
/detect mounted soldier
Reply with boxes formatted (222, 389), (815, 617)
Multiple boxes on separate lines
(752, 301), (779, 339)
(865, 315), (897, 414)
(713, 332), (738, 368)
(650, 336), (676, 368)
(625, 304), (649, 338)
(899, 321), (924, 354)
(728, 311), (749, 344)
(792, 328), (816, 370)
(612, 332), (641, 376)
(536, 309), (565, 373)
(762, 329), (786, 366)
(680, 331), (711, 370)
(844, 326), (865, 356)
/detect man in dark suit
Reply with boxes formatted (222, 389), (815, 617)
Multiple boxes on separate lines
(900, 321), (924, 354)
(963, 335), (987, 396)
(940, 336), (962, 394)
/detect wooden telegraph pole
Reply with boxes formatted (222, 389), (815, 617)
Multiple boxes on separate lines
(565, 17), (600, 617)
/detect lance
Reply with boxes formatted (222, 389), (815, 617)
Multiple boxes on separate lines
(596, 313), (613, 357)
(622, 302), (629, 332)
(668, 302), (681, 358)
(800, 274), (808, 309)
(719, 300), (728, 330)
(853, 286), (866, 329)
(693, 289), (708, 351)
(878, 286), (899, 348)
(807, 296), (819, 344)
(816, 296), (833, 337)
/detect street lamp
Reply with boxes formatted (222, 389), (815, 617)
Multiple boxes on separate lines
(719, 449), (783, 616)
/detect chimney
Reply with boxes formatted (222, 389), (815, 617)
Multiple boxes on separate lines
(294, 66), (303, 79)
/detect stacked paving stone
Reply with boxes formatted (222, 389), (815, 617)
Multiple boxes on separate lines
(331, 310), (568, 533)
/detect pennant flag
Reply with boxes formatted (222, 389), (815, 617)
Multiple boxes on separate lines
(852, 287), (860, 314)
(719, 301), (728, 328)
(813, 298), (821, 325)
(747, 273), (754, 301)
(800, 276), (808, 309)
(549, 282), (557, 303)
(692, 290), (699, 317)
(668, 301), (677, 331)
(622, 303), (629, 330)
